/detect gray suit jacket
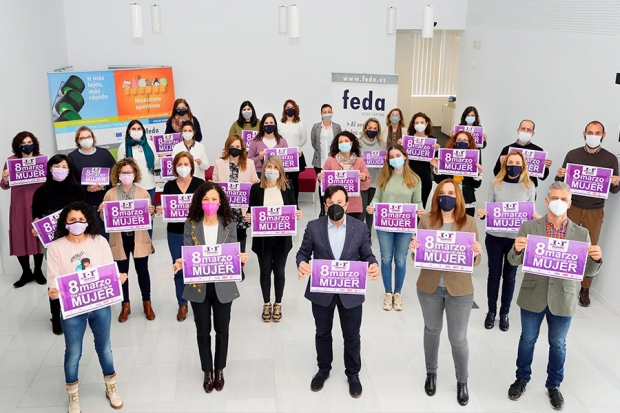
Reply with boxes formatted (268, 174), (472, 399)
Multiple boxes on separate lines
(507, 217), (602, 317)
(181, 217), (240, 304)
(311, 121), (342, 169)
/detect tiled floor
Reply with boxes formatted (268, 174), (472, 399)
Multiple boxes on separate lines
(1, 198), (620, 412)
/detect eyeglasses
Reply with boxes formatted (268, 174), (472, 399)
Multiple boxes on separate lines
(77, 136), (93, 141)
(119, 172), (134, 176)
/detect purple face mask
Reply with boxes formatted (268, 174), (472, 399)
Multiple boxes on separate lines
(119, 174), (134, 185)
(52, 168), (69, 181)
(65, 222), (88, 236)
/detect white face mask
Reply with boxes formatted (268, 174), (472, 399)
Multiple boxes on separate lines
(80, 138), (94, 149)
(182, 132), (194, 141)
(176, 166), (191, 178)
(414, 123), (427, 133)
(585, 134), (601, 148)
(130, 130), (143, 141)
(548, 199), (569, 217)
(517, 132), (532, 144)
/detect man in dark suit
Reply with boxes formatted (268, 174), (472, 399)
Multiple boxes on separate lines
(296, 185), (379, 398)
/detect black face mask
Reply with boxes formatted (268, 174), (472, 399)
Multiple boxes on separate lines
(176, 108), (188, 116)
(454, 141), (469, 149)
(20, 144), (35, 155)
(285, 108), (296, 117)
(327, 204), (345, 221)
(228, 148), (242, 158)
(437, 195), (457, 212)
(263, 125), (276, 134)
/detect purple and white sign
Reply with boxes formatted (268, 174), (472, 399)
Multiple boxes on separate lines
(264, 147), (299, 172)
(509, 148), (547, 178)
(218, 182), (251, 208)
(437, 148), (480, 178)
(242, 130), (257, 150)
(454, 125), (484, 148)
(81, 167), (110, 185)
(485, 202), (535, 232)
(161, 194), (193, 223)
(153, 133), (182, 154)
(103, 199), (151, 232)
(32, 209), (62, 248)
(310, 259), (368, 295)
(320, 170), (360, 196)
(522, 235), (589, 281)
(160, 156), (175, 180)
(363, 151), (386, 168)
(402, 136), (436, 162)
(7, 155), (48, 186)
(251, 205), (297, 237)
(374, 203), (417, 233)
(564, 163), (613, 199)
(56, 262), (123, 319)
(182, 243), (242, 283)
(414, 229), (475, 273)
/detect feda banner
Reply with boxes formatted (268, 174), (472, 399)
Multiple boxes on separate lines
(331, 73), (398, 137)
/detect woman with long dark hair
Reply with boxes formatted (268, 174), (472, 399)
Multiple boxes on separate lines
(228, 100), (260, 137)
(279, 99), (307, 203)
(449, 105), (488, 148)
(406, 112), (440, 208)
(248, 113), (289, 177)
(165, 98), (203, 142)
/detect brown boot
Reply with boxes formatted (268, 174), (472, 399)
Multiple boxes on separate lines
(118, 302), (131, 323)
(143, 300), (156, 320)
(176, 304), (188, 322)
(579, 288), (591, 307)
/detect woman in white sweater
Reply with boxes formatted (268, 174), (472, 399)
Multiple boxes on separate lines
(172, 120), (209, 181)
(117, 120), (161, 200)
(278, 99), (307, 204)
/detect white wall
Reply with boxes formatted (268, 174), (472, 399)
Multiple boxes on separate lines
(0, 1), (68, 274)
(457, 1), (620, 312)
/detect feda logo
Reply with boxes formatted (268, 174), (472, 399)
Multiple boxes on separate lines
(203, 245), (222, 256)
(389, 204), (403, 213)
(342, 89), (385, 111)
(436, 231), (456, 244)
(332, 261), (350, 271)
(503, 202), (519, 212)
(582, 166), (598, 176)
(120, 201), (134, 210)
(547, 238), (569, 252)
(268, 206), (282, 216)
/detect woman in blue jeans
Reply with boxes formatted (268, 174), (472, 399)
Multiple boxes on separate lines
(156, 151), (204, 321)
(46, 201), (127, 413)
(366, 145), (423, 311)
(477, 151), (536, 331)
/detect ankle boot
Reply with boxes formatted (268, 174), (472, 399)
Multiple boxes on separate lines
(33, 268), (46, 285)
(118, 302), (131, 323)
(104, 373), (123, 409)
(13, 270), (34, 288)
(143, 300), (155, 320)
(457, 381), (469, 406)
(66, 381), (81, 413)
(176, 304), (188, 322)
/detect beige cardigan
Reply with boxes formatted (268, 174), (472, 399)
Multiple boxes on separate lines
(102, 185), (152, 260)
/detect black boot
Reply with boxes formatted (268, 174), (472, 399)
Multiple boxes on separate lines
(14, 255), (34, 288)
(33, 254), (46, 285)
(50, 298), (63, 335)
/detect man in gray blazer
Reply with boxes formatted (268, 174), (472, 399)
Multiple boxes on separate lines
(506, 181), (602, 410)
(296, 185), (379, 398)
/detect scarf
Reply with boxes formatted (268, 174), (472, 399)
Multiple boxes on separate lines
(335, 153), (357, 170)
(125, 135), (155, 173)
(453, 175), (464, 184)
(170, 114), (191, 133)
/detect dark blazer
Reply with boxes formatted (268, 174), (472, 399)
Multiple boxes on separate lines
(248, 182), (298, 255)
(508, 217), (601, 317)
(296, 215), (378, 309)
(311, 121), (342, 169)
(181, 216), (240, 304)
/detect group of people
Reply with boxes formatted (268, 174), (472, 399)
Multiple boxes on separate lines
(1, 93), (618, 411)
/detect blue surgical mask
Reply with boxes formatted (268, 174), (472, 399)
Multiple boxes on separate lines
(390, 115), (401, 124)
(389, 158), (405, 169)
(338, 143), (352, 153)
(454, 141), (469, 149)
(465, 116), (476, 125)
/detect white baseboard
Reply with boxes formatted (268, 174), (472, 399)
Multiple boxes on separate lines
(590, 288), (620, 317)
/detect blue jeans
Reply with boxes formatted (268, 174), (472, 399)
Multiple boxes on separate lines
(61, 306), (115, 383)
(376, 230), (412, 293)
(147, 188), (155, 239)
(516, 307), (572, 388)
(485, 234), (518, 315)
(167, 232), (187, 306)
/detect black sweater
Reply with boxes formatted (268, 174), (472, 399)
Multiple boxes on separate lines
(68, 147), (117, 207)
(32, 180), (85, 219)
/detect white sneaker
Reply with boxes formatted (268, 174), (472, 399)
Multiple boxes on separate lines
(393, 293), (403, 311)
(383, 293), (393, 311)
(66, 381), (81, 413)
(104, 373), (123, 409)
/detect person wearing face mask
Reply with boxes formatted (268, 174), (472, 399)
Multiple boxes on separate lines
(248, 113), (289, 177)
(555, 120), (620, 307)
(296, 185), (380, 398)
(492, 120), (552, 188)
(477, 152), (537, 332)
(165, 98), (203, 142)
(317, 131), (371, 220)
(156, 152), (204, 321)
(449, 106), (488, 148)
(229, 100), (260, 137)
(245, 156), (302, 322)
(213, 135), (259, 258)
(506, 181), (603, 410)
(47, 201), (128, 413)
(171, 182), (248, 394)
(279, 99), (308, 204)
(99, 158), (156, 323)
(407, 112), (441, 208)
(367, 145), (424, 311)
(380, 108), (406, 147)
(1, 132), (47, 288)
(311, 104), (342, 216)
(431, 131), (483, 217)
(358, 118), (385, 231)
(172, 121), (209, 177)
(31, 154), (85, 335)
(409, 179), (483, 407)
(67, 126), (117, 241)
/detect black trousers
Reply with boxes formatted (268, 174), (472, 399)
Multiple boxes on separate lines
(312, 295), (363, 378)
(117, 233), (151, 302)
(257, 237), (289, 303)
(190, 285), (232, 372)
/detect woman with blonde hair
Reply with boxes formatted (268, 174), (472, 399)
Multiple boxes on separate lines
(476, 151), (536, 331)
(366, 145), (423, 311)
(245, 156), (302, 322)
